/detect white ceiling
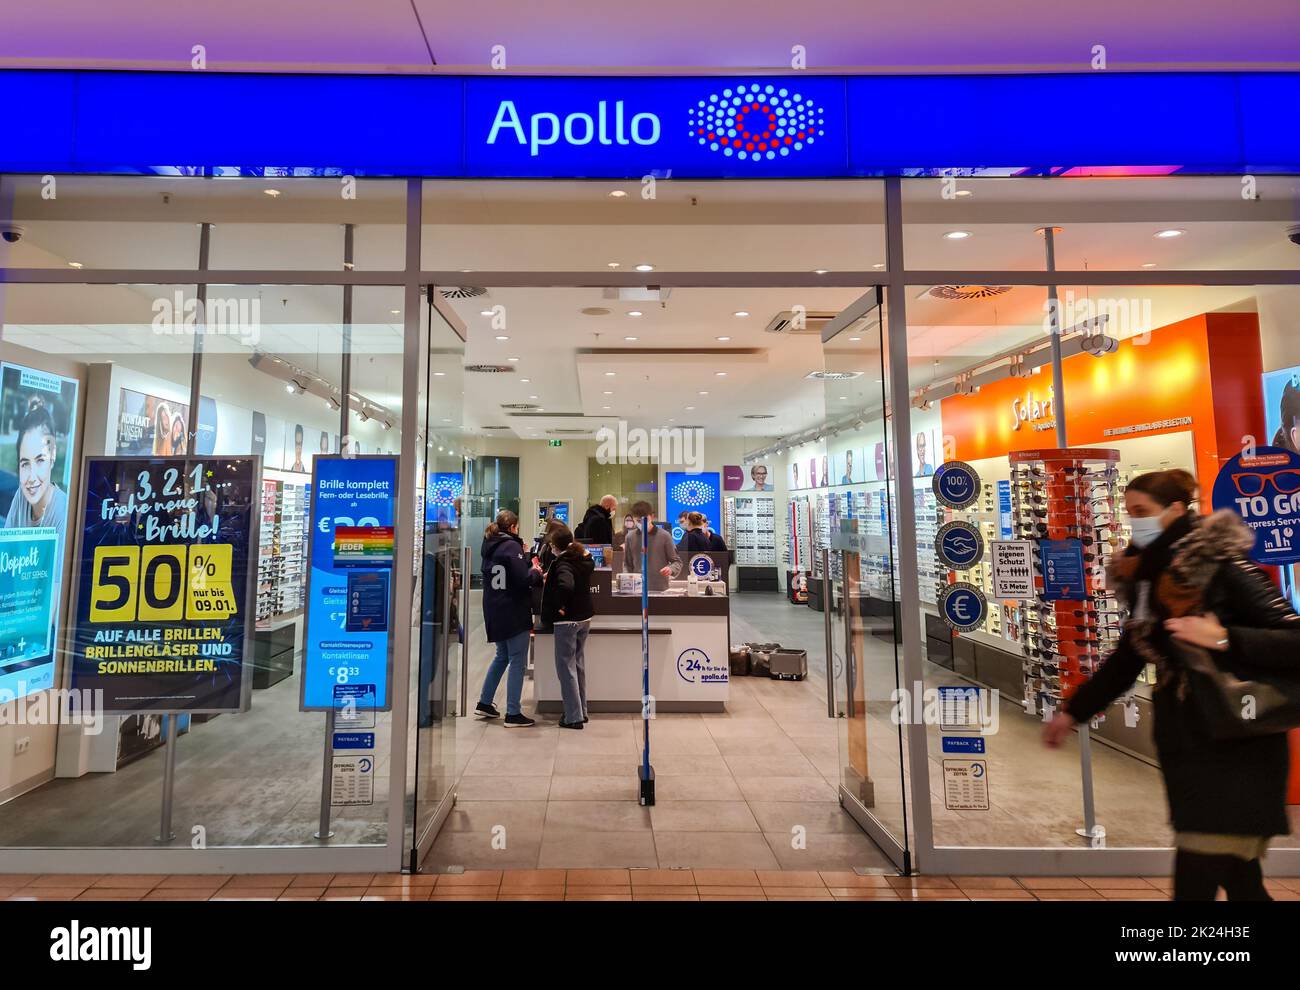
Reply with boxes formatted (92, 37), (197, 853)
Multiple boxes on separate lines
(3, 0), (1299, 69)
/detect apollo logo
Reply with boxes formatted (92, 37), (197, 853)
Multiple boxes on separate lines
(487, 100), (661, 156)
(690, 83), (825, 162)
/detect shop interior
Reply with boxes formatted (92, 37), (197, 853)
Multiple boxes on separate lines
(1, 173), (1299, 872)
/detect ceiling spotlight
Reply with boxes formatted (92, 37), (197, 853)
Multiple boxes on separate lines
(604, 371), (616, 377)
(602, 405), (611, 410)
(529, 394), (539, 400)
(715, 371), (727, 377)
(358, 408), (370, 423)
(1141, 262), (1157, 268)
(390, 309), (400, 316)
(433, 371), (446, 377)
(954, 189), (973, 198)
(326, 395), (342, 410)
(286, 379), (304, 395)
(495, 335), (509, 341)
(733, 311), (750, 318)
(812, 269), (830, 275)
(609, 190), (627, 199)
(1154, 229), (1185, 239)
(607, 261), (621, 268)
(68, 261), (84, 269)
(627, 311), (643, 318)
(382, 421), (392, 431)
(872, 263), (885, 269)
(624, 335), (638, 341)
(685, 406), (695, 411)
(849, 336), (861, 342)
(635, 264), (654, 272)
(944, 230), (973, 240)
(698, 391), (709, 396)
(264, 189), (281, 198)
(508, 356), (519, 362)
(603, 390), (613, 395)
(716, 336), (731, 342)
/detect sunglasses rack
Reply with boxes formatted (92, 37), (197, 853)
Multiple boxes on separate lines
(1009, 448), (1124, 722)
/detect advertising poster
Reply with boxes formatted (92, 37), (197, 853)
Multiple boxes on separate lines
(739, 463), (772, 492)
(426, 471), (462, 528)
(1211, 446), (1300, 567)
(70, 456), (257, 712)
(535, 499), (570, 532)
(665, 471), (721, 544)
(0, 362), (80, 701)
(302, 455), (398, 711)
(1263, 366), (1300, 454)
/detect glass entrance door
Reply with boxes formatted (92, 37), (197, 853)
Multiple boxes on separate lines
(409, 289), (468, 867)
(819, 289), (911, 870)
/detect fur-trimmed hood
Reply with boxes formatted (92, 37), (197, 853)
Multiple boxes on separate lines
(1166, 510), (1258, 593)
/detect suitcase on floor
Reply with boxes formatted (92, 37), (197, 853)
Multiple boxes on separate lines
(729, 646), (751, 677)
(746, 642), (780, 677)
(769, 648), (808, 681)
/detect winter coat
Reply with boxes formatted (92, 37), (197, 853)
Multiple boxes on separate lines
(540, 548), (596, 628)
(1067, 511), (1300, 837)
(577, 504), (614, 545)
(480, 532), (539, 643)
(678, 528), (713, 552)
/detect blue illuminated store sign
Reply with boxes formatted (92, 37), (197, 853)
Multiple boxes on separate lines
(0, 70), (1297, 177)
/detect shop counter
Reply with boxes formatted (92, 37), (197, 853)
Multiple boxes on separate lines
(533, 562), (731, 714)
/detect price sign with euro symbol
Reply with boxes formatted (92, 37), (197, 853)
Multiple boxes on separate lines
(939, 582), (987, 633)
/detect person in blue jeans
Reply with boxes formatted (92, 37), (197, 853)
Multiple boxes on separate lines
(475, 510), (542, 727)
(539, 523), (597, 729)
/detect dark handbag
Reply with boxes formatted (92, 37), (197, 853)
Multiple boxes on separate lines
(1174, 640), (1300, 739)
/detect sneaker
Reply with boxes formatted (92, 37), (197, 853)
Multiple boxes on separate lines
(504, 713), (536, 728)
(558, 720), (584, 730)
(582, 716), (589, 724)
(474, 702), (501, 719)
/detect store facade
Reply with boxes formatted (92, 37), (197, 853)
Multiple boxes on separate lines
(1, 68), (1299, 875)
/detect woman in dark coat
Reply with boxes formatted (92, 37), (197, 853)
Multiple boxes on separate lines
(677, 511), (715, 552)
(539, 524), (596, 730)
(475, 510), (541, 727)
(1045, 469), (1300, 900)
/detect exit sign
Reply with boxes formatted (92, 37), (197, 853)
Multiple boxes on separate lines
(548, 440), (563, 447)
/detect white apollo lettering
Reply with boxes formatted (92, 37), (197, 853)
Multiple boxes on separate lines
(486, 100), (661, 156)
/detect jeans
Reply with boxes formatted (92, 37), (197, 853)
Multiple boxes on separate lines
(553, 620), (590, 725)
(478, 628), (531, 716)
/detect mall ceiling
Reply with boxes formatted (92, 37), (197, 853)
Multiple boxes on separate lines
(3, 0), (1299, 70)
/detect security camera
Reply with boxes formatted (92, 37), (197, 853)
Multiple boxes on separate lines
(0, 224), (25, 244)
(1289, 225), (1300, 247)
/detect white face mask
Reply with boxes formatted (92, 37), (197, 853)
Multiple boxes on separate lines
(1128, 515), (1164, 549)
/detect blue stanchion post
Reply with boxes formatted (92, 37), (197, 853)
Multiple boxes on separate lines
(638, 515), (655, 806)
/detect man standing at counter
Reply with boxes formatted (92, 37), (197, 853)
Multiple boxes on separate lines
(623, 500), (681, 593)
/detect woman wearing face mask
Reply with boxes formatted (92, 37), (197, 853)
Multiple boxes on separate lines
(1043, 469), (1300, 900)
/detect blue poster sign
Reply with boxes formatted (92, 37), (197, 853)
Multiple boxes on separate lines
(1039, 539), (1087, 601)
(942, 736), (987, 755)
(302, 455), (398, 711)
(426, 471), (462, 527)
(665, 471), (721, 544)
(997, 480), (1013, 539)
(932, 460), (981, 509)
(0, 529), (59, 700)
(1211, 446), (1300, 566)
(70, 456), (256, 712)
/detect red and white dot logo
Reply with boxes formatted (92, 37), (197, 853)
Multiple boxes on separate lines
(690, 84), (825, 163)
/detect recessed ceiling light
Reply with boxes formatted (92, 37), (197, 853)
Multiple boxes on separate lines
(628, 311), (643, 318)
(1141, 262), (1157, 268)
(529, 395), (538, 399)
(716, 336), (731, 342)
(839, 396), (848, 400)
(508, 356), (520, 362)
(635, 264), (655, 272)
(733, 311), (750, 318)
(390, 309), (401, 315)
(813, 269), (830, 275)
(605, 371), (616, 377)
(264, 189), (281, 197)
(607, 261), (621, 268)
(849, 336), (861, 341)
(479, 310), (493, 316)
(603, 390), (613, 395)
(609, 190), (627, 199)
(1154, 229), (1185, 239)
(715, 371), (727, 377)
(520, 378), (530, 383)
(624, 335), (638, 341)
(872, 263), (885, 269)
(685, 406), (695, 411)
(944, 230), (973, 240)
(698, 391), (709, 396)
(954, 189), (973, 198)
(68, 261), (83, 269)
(495, 335), (510, 341)
(433, 371), (446, 377)
(602, 405), (611, 410)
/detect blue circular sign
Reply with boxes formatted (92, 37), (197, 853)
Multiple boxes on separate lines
(938, 582), (987, 633)
(933, 460), (981, 509)
(935, 521), (984, 568)
(1211, 446), (1300, 566)
(689, 554), (714, 577)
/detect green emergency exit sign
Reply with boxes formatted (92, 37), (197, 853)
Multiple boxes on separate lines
(548, 439), (563, 447)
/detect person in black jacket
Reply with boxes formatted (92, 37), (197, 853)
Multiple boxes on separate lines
(475, 510), (542, 727)
(677, 511), (714, 552)
(539, 523), (596, 730)
(1044, 469), (1300, 900)
(576, 495), (617, 546)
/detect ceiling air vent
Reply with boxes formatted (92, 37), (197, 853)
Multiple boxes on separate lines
(440, 286), (487, 299)
(500, 402), (539, 410)
(741, 413), (776, 419)
(466, 364), (515, 374)
(480, 425), (512, 430)
(805, 370), (865, 382)
(928, 285), (1013, 300)
(549, 429), (591, 436)
(764, 310), (839, 335)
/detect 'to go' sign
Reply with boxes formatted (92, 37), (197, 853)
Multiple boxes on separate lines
(1212, 447), (1300, 566)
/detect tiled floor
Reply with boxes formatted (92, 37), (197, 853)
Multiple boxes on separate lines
(6, 871), (1300, 901)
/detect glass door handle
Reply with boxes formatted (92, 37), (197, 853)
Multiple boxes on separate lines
(823, 548), (835, 719)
